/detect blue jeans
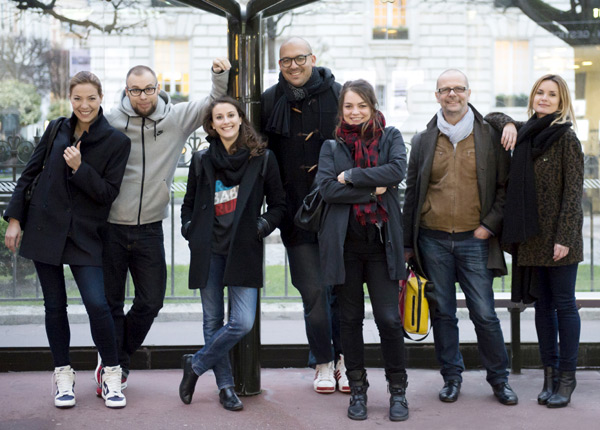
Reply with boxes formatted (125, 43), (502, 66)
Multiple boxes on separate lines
(337, 249), (406, 376)
(534, 264), (580, 371)
(102, 222), (167, 371)
(418, 234), (509, 385)
(287, 243), (335, 366)
(192, 254), (258, 389)
(35, 262), (119, 368)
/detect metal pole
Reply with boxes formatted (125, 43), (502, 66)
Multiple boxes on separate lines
(590, 201), (594, 292)
(171, 189), (176, 297)
(510, 307), (522, 374)
(228, 10), (263, 396)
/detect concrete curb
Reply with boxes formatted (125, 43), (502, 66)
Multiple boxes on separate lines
(2, 302), (600, 325)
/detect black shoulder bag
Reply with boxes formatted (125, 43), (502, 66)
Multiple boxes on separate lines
(293, 140), (336, 232)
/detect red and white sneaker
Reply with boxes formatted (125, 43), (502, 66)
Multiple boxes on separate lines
(335, 355), (350, 393)
(95, 354), (103, 397)
(313, 361), (336, 393)
(95, 353), (128, 397)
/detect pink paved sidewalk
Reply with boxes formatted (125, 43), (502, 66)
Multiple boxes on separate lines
(2, 368), (599, 430)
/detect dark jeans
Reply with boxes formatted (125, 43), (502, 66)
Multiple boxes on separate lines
(287, 243), (335, 365)
(102, 222), (167, 371)
(336, 249), (406, 376)
(192, 254), (257, 389)
(35, 261), (119, 368)
(534, 264), (580, 371)
(419, 234), (509, 385)
(307, 285), (343, 367)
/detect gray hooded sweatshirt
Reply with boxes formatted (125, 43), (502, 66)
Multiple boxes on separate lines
(106, 69), (229, 225)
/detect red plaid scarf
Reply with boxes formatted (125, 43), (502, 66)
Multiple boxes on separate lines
(336, 111), (388, 226)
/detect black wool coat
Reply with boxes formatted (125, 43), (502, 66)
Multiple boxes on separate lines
(4, 110), (131, 266)
(316, 127), (407, 285)
(181, 147), (286, 289)
(260, 72), (341, 248)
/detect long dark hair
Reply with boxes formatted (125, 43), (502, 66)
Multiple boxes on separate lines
(335, 79), (383, 138)
(202, 96), (266, 158)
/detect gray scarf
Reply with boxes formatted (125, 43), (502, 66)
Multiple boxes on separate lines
(436, 107), (474, 146)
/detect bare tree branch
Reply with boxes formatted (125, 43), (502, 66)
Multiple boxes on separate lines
(9, 0), (156, 35)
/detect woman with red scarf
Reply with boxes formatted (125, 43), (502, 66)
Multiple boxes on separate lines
(316, 79), (408, 422)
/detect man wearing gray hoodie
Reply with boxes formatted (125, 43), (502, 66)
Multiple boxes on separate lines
(98, 59), (231, 387)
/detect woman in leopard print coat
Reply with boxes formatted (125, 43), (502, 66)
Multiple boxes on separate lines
(485, 74), (583, 409)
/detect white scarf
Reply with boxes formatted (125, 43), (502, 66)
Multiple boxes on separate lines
(436, 107), (474, 146)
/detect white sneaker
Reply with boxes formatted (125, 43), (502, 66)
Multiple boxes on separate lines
(335, 355), (350, 393)
(101, 365), (127, 409)
(53, 365), (76, 408)
(95, 353), (128, 397)
(313, 361), (336, 394)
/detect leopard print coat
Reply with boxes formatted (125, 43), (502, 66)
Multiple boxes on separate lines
(485, 113), (583, 266)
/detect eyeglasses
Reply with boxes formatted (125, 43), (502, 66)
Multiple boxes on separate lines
(127, 87), (157, 97)
(437, 86), (468, 95)
(279, 54), (312, 68)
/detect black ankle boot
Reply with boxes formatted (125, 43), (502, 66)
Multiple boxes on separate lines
(547, 370), (576, 408)
(537, 366), (557, 405)
(347, 370), (369, 420)
(387, 373), (409, 422)
(179, 354), (199, 405)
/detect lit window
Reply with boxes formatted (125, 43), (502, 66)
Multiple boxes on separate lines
(373, 0), (408, 40)
(154, 40), (190, 103)
(494, 40), (530, 107)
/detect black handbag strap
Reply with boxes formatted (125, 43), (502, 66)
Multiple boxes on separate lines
(41, 117), (66, 169)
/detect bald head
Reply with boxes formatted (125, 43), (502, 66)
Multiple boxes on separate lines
(436, 69), (469, 90)
(279, 37), (312, 58)
(278, 37), (316, 88)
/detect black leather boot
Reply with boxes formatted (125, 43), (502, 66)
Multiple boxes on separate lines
(537, 366), (557, 405)
(219, 387), (243, 411)
(347, 370), (369, 420)
(547, 370), (576, 408)
(387, 373), (409, 422)
(179, 354), (199, 405)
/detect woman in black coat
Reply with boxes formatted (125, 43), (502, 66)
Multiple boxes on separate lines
(178, 96), (285, 411)
(485, 74), (583, 408)
(316, 80), (408, 421)
(4, 72), (130, 409)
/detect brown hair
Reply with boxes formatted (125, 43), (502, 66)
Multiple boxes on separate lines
(202, 96), (266, 158)
(335, 79), (382, 137)
(527, 74), (576, 127)
(69, 71), (103, 97)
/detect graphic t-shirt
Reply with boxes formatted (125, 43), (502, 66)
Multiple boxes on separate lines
(211, 179), (239, 255)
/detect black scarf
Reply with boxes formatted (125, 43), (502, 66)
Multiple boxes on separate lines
(265, 66), (337, 137)
(502, 114), (571, 244)
(207, 136), (249, 187)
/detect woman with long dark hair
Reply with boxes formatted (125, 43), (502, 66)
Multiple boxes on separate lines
(486, 74), (583, 408)
(316, 79), (408, 421)
(4, 71), (130, 409)
(178, 96), (285, 411)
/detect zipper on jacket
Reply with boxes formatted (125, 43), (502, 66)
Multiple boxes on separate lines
(137, 118), (146, 225)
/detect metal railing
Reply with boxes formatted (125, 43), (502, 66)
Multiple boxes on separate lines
(1, 132), (600, 302)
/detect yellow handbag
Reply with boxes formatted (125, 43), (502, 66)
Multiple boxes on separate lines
(399, 269), (432, 340)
